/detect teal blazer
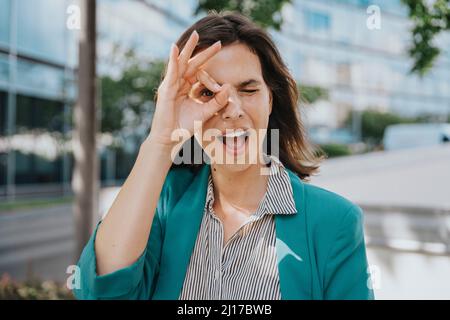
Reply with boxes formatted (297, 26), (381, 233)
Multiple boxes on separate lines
(74, 164), (374, 300)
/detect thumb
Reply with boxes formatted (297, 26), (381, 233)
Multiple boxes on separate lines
(202, 84), (230, 120)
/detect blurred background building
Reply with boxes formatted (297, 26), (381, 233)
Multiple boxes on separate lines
(0, 0), (449, 299)
(1, 0), (449, 199)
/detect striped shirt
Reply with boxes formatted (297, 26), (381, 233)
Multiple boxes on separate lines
(179, 156), (297, 300)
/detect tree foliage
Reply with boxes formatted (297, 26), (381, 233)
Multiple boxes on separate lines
(297, 84), (329, 104)
(402, 0), (450, 75)
(318, 143), (352, 158)
(100, 48), (164, 135)
(195, 0), (292, 30)
(346, 109), (418, 146)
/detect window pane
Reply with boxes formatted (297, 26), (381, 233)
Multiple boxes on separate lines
(16, 59), (65, 99)
(0, 90), (6, 135)
(115, 148), (136, 181)
(14, 94), (64, 184)
(0, 53), (9, 86)
(0, 0), (10, 46)
(16, 0), (67, 63)
(0, 91), (7, 188)
(304, 10), (330, 31)
(0, 152), (6, 188)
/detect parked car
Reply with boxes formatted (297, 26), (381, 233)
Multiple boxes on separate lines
(383, 123), (450, 150)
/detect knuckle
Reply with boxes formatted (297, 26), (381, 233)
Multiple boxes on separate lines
(213, 94), (224, 106)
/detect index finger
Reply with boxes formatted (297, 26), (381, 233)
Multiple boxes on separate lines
(178, 30), (199, 76)
(184, 41), (221, 79)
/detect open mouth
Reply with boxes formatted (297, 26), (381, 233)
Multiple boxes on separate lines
(217, 129), (250, 157)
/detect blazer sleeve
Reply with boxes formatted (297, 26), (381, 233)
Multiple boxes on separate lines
(323, 205), (375, 300)
(72, 203), (164, 300)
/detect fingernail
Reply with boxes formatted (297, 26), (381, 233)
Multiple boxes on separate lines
(214, 40), (221, 47)
(170, 43), (175, 53)
(214, 84), (221, 91)
(192, 30), (198, 37)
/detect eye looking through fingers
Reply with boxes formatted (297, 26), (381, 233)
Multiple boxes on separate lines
(201, 88), (215, 98)
(189, 84), (215, 103)
(176, 34), (222, 99)
(189, 69), (221, 102)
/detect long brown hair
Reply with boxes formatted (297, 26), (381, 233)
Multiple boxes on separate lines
(162, 11), (322, 180)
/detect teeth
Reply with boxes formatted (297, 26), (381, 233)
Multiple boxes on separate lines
(221, 129), (247, 138)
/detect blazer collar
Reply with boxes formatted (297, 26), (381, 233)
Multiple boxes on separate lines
(152, 164), (311, 300)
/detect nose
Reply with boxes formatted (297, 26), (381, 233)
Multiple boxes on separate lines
(221, 88), (244, 121)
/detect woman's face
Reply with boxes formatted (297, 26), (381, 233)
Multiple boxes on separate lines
(192, 42), (272, 172)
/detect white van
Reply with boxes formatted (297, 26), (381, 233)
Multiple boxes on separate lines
(383, 123), (450, 150)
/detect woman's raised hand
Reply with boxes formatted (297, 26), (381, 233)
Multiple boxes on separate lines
(149, 30), (230, 148)
(94, 33), (230, 281)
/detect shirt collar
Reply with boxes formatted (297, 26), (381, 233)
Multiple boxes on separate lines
(262, 155), (297, 215)
(205, 155), (297, 217)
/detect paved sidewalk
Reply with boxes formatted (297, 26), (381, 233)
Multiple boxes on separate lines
(310, 144), (450, 208)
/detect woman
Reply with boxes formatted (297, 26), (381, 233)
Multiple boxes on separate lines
(74, 12), (374, 300)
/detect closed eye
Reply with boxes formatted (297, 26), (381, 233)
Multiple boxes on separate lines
(199, 88), (258, 97)
(241, 89), (258, 93)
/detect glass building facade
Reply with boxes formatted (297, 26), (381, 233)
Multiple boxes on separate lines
(1, 0), (449, 198)
(0, 0), (76, 198)
(275, 0), (450, 127)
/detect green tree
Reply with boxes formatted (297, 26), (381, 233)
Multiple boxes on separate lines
(402, 0), (450, 75)
(100, 49), (164, 135)
(297, 84), (329, 104)
(346, 109), (416, 146)
(318, 143), (352, 158)
(195, 0), (292, 30)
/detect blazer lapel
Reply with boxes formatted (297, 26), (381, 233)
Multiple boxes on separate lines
(152, 164), (210, 299)
(275, 169), (312, 300)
